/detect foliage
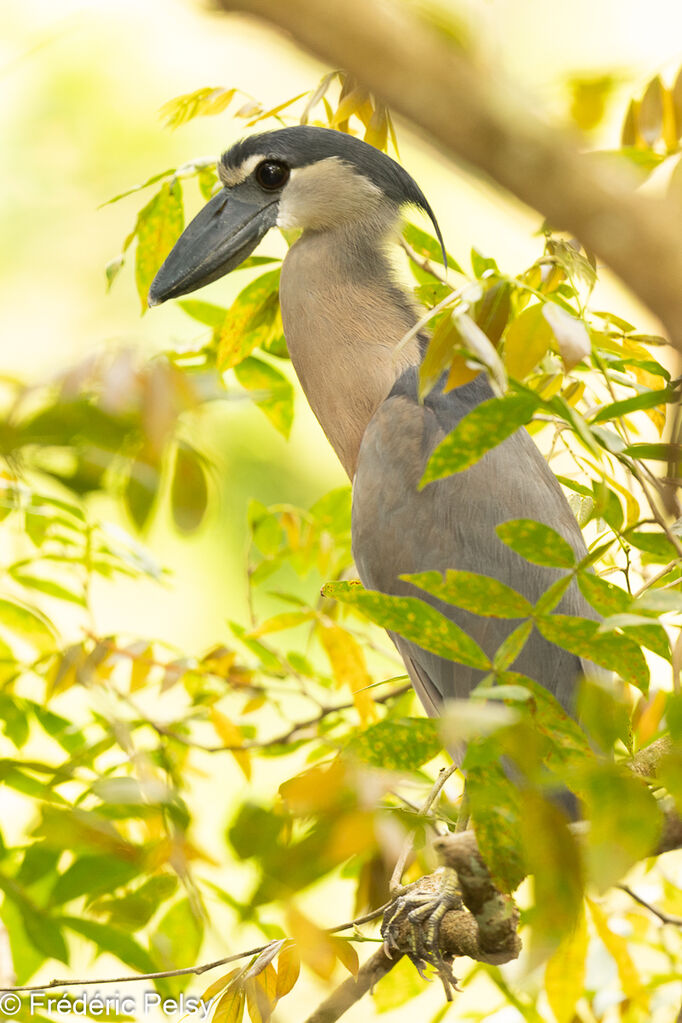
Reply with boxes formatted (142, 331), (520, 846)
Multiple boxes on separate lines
(1, 63), (681, 1023)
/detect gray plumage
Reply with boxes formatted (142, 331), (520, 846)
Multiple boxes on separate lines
(149, 125), (599, 754)
(353, 370), (596, 723)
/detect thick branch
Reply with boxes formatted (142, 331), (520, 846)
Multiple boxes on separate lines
(216, 0), (682, 350)
(302, 947), (400, 1023)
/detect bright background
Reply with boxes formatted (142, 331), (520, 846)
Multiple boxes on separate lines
(2, 2), (682, 1019)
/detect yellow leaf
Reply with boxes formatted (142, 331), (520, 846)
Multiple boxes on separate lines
(504, 304), (553, 379)
(544, 906), (588, 1023)
(444, 353), (479, 391)
(245, 964), (278, 1023)
(201, 968), (241, 1003)
(328, 809), (375, 861)
(275, 944), (300, 998)
(248, 611), (315, 637)
(364, 104), (388, 150)
(128, 642), (153, 692)
(331, 937), (359, 978)
(212, 986), (245, 1023)
(330, 87), (369, 127)
(210, 707), (251, 780)
(216, 271), (281, 372)
(634, 689), (667, 745)
(279, 760), (348, 814)
(285, 906), (337, 980)
(318, 623), (378, 724)
(242, 695), (266, 714)
(202, 645), (237, 676)
(587, 898), (647, 1006)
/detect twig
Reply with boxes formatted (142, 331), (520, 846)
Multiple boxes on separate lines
(617, 885), (682, 927)
(633, 559), (682, 598)
(389, 763), (458, 893)
(399, 236), (450, 285)
(0, 903), (392, 998)
(121, 682), (410, 753)
(328, 905), (390, 933)
(0, 942), (277, 995)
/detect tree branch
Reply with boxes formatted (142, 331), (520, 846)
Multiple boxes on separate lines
(302, 947), (400, 1023)
(216, 0), (682, 350)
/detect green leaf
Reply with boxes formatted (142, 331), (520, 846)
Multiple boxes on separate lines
(577, 677), (632, 754)
(590, 387), (676, 423)
(178, 298), (228, 328)
(536, 614), (649, 690)
(323, 581), (490, 669)
(217, 270), (281, 371)
(578, 762), (661, 890)
(623, 623), (671, 663)
(422, 394), (538, 484)
(372, 953), (425, 1011)
(465, 750), (525, 892)
(625, 529), (678, 561)
(234, 355), (294, 438)
(402, 222), (461, 272)
(105, 254), (125, 291)
(492, 621), (533, 670)
(343, 718), (441, 771)
(496, 519), (577, 569)
(9, 570), (86, 607)
(50, 856), (140, 906)
(622, 442), (682, 461)
(22, 910), (69, 964)
(0, 597), (57, 653)
(124, 459), (160, 531)
(576, 573), (629, 616)
(159, 86), (237, 129)
(151, 898), (203, 995)
(534, 576), (573, 614)
(500, 674), (593, 768)
(134, 180), (184, 312)
(64, 917), (158, 973)
(520, 791), (584, 953)
(402, 569), (533, 618)
(171, 445), (208, 533)
(101, 168), (176, 207)
(470, 248), (499, 278)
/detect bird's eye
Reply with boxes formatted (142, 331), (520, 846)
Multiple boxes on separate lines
(255, 160), (290, 191)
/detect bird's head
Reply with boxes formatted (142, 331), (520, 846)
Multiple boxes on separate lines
(148, 125), (444, 305)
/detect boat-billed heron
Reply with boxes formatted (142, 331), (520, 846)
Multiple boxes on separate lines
(150, 125), (596, 759)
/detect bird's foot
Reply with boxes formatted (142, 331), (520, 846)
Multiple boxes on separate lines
(381, 867), (462, 1000)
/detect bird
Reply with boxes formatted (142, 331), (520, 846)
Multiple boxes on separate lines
(149, 124), (600, 982)
(149, 123), (597, 719)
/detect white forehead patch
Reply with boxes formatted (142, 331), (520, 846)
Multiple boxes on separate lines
(218, 153), (264, 187)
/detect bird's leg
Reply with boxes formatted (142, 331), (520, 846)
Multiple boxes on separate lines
(381, 866), (463, 999)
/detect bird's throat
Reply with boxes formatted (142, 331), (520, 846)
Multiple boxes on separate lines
(280, 220), (421, 478)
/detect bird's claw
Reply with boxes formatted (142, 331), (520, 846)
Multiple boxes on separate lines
(381, 867), (463, 999)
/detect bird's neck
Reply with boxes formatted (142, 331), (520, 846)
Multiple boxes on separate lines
(280, 211), (421, 478)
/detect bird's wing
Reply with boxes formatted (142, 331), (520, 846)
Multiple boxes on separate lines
(352, 370), (599, 716)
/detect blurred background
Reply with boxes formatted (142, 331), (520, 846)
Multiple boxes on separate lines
(3, 0), (682, 652)
(3, 2), (682, 1018)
